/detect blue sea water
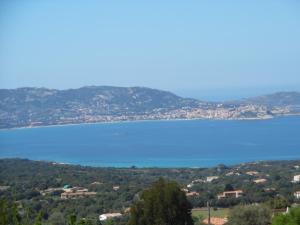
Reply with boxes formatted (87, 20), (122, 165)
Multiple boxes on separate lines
(0, 117), (300, 168)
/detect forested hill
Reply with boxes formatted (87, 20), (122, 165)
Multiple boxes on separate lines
(0, 86), (300, 129)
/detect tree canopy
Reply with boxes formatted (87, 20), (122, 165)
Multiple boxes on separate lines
(127, 178), (194, 225)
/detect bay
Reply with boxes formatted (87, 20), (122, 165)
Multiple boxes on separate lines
(0, 117), (299, 168)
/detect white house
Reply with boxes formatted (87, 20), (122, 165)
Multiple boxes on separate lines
(254, 178), (267, 184)
(294, 191), (300, 199)
(206, 176), (219, 182)
(99, 213), (122, 221)
(293, 175), (300, 183)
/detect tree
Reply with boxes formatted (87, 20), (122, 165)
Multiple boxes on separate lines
(267, 196), (289, 209)
(224, 183), (234, 191)
(34, 211), (44, 225)
(68, 214), (77, 225)
(127, 178), (194, 225)
(272, 207), (300, 225)
(192, 215), (205, 225)
(0, 198), (8, 225)
(48, 212), (65, 225)
(227, 205), (272, 225)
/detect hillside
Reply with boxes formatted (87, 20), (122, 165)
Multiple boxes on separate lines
(1, 158), (300, 224)
(239, 92), (300, 108)
(0, 86), (300, 129)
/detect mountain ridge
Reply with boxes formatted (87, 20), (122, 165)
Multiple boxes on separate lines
(1, 86), (300, 129)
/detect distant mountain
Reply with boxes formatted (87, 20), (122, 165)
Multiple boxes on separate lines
(239, 92), (300, 108)
(0, 86), (300, 129)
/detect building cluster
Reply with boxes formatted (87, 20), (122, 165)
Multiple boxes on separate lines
(40, 184), (124, 200)
(61, 185), (97, 199)
(39, 184), (97, 199)
(293, 174), (300, 199)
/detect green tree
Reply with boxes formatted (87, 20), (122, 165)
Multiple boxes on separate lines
(224, 183), (234, 191)
(127, 178), (194, 225)
(48, 212), (65, 225)
(192, 215), (205, 225)
(267, 196), (289, 209)
(227, 205), (272, 225)
(34, 211), (44, 225)
(0, 198), (8, 225)
(12, 201), (21, 225)
(78, 219), (86, 225)
(272, 207), (300, 225)
(69, 214), (77, 225)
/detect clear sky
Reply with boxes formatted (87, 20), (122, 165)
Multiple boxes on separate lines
(0, 0), (300, 100)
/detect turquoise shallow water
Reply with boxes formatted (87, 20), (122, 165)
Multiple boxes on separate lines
(0, 117), (300, 168)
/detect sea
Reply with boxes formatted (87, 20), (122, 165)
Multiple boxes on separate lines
(0, 116), (300, 168)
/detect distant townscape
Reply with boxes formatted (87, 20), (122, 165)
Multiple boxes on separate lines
(1, 86), (300, 129)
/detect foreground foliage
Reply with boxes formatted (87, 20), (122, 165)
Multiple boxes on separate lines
(227, 205), (272, 225)
(272, 208), (300, 225)
(1, 158), (300, 224)
(128, 178), (194, 225)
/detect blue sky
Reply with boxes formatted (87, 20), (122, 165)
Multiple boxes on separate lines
(0, 0), (300, 100)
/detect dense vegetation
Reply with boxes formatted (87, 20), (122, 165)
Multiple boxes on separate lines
(272, 207), (300, 225)
(227, 205), (272, 225)
(1, 158), (300, 224)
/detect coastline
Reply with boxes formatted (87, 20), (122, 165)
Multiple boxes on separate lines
(1, 157), (300, 169)
(0, 115), (280, 131)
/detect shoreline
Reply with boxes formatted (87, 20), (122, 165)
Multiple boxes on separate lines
(0, 115), (284, 131)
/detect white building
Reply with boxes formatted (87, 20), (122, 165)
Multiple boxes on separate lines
(217, 190), (243, 199)
(294, 191), (300, 199)
(206, 176), (219, 182)
(99, 213), (122, 221)
(246, 171), (259, 176)
(293, 175), (300, 183)
(254, 178), (267, 184)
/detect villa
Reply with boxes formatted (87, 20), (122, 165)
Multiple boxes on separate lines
(217, 190), (243, 200)
(60, 185), (96, 199)
(61, 191), (97, 199)
(293, 175), (300, 183)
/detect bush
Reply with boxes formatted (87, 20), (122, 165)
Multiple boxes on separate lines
(227, 205), (271, 225)
(272, 207), (300, 225)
